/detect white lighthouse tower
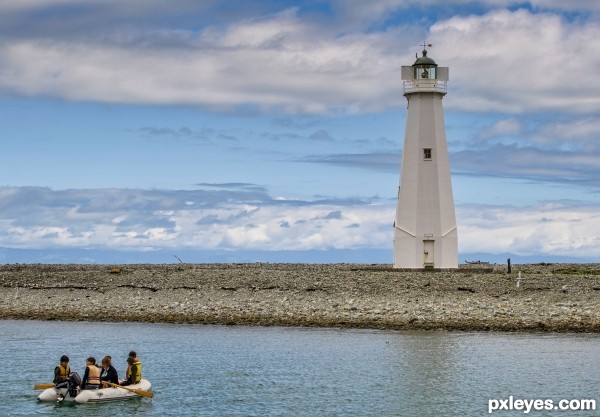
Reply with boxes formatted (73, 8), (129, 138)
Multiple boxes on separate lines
(393, 46), (458, 269)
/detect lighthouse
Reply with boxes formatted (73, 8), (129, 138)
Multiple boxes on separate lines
(393, 46), (458, 269)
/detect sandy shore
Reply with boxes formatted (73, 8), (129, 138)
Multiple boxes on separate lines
(1, 263), (600, 332)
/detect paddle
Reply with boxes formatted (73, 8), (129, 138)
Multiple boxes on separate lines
(34, 383), (55, 390)
(104, 381), (153, 398)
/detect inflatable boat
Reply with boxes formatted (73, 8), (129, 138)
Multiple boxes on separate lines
(38, 379), (152, 403)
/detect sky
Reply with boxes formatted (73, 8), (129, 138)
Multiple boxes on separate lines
(0, 0), (599, 264)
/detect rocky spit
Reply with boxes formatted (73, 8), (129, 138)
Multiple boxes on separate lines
(1, 263), (600, 332)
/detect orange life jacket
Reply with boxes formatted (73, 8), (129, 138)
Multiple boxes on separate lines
(56, 364), (70, 382)
(87, 365), (101, 386)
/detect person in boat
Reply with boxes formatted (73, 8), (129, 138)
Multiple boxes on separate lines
(100, 355), (119, 387)
(121, 351), (141, 382)
(120, 356), (142, 386)
(80, 357), (101, 390)
(124, 351), (139, 377)
(53, 355), (70, 388)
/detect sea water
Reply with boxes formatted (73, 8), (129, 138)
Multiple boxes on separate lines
(1, 320), (599, 416)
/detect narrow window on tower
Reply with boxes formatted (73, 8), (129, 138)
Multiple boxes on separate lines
(423, 148), (432, 160)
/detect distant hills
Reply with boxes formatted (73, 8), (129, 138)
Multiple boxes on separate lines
(0, 247), (595, 265)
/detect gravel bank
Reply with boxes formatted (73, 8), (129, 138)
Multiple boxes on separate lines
(2, 263), (600, 332)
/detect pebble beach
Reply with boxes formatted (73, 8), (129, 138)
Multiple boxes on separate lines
(2, 263), (600, 332)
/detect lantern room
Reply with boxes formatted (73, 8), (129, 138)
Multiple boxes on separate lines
(401, 48), (449, 95)
(413, 49), (437, 79)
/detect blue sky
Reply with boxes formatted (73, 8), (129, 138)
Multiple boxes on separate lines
(0, 0), (599, 264)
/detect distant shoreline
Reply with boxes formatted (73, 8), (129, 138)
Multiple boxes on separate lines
(2, 263), (600, 332)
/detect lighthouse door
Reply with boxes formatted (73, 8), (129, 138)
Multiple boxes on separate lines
(423, 240), (434, 268)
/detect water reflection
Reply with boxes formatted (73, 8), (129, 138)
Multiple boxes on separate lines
(384, 332), (460, 414)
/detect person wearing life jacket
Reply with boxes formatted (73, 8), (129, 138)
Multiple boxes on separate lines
(123, 351), (139, 380)
(80, 357), (101, 389)
(53, 355), (71, 388)
(121, 354), (142, 386)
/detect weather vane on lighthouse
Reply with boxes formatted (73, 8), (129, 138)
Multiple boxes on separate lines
(393, 46), (458, 269)
(416, 42), (432, 59)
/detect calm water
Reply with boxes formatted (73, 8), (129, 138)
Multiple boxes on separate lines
(1, 320), (599, 416)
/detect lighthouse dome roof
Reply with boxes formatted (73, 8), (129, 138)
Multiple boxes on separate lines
(413, 49), (437, 66)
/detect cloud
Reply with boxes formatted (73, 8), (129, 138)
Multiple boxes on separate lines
(433, 9), (600, 113)
(137, 126), (214, 142)
(196, 183), (269, 192)
(477, 118), (523, 140)
(0, 7), (405, 114)
(453, 144), (600, 187)
(1, 186), (599, 260)
(530, 118), (600, 150)
(458, 201), (600, 258)
(302, 152), (400, 172)
(0, 5), (597, 115)
(271, 117), (321, 129)
(322, 210), (343, 220)
(309, 129), (335, 141)
(0, 186), (389, 251)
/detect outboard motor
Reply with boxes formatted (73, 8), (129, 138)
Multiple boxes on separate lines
(68, 372), (81, 397)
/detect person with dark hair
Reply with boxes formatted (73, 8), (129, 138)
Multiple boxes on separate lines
(100, 355), (119, 387)
(80, 357), (101, 390)
(53, 355), (70, 388)
(121, 351), (141, 383)
(121, 355), (142, 386)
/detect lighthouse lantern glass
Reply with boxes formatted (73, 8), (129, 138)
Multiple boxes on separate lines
(414, 65), (436, 80)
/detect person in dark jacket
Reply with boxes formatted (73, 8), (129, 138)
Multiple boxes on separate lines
(100, 356), (119, 387)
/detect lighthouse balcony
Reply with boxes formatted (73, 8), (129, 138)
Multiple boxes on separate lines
(403, 79), (447, 94)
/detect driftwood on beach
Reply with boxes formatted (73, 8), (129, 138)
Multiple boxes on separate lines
(1, 263), (600, 332)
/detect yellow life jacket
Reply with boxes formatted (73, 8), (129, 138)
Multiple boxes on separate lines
(132, 361), (142, 383)
(87, 365), (101, 386)
(56, 364), (70, 382)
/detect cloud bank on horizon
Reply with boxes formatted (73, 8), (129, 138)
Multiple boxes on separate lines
(0, 0), (599, 262)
